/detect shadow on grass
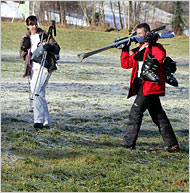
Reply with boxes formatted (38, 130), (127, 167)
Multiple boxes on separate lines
(1, 55), (22, 62)
(58, 59), (118, 66)
(8, 146), (84, 160)
(61, 124), (189, 138)
(1, 80), (127, 96)
(1, 110), (189, 162)
(6, 131), (188, 161)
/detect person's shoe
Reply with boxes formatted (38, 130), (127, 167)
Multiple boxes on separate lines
(123, 144), (136, 149)
(34, 123), (43, 129)
(123, 138), (136, 149)
(165, 145), (180, 153)
(43, 125), (50, 129)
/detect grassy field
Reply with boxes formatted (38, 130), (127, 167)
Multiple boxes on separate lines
(1, 21), (189, 192)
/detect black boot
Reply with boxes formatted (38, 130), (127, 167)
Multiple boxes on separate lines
(163, 56), (178, 87)
(34, 123), (43, 129)
(165, 72), (178, 87)
(140, 54), (160, 84)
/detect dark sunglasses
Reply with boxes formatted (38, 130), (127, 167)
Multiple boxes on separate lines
(28, 22), (38, 26)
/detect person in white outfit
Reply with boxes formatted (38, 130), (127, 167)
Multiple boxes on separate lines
(20, 15), (60, 129)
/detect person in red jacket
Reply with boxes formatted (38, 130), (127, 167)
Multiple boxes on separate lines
(120, 23), (179, 152)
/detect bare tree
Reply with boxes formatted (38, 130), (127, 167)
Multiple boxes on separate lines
(110, 1), (117, 29)
(79, 1), (91, 26)
(58, 1), (64, 25)
(122, 1), (128, 29)
(133, 2), (137, 26)
(63, 1), (67, 25)
(45, 2), (50, 23)
(128, 1), (133, 31)
(133, 1), (142, 27)
(91, 1), (96, 26)
(172, 1), (186, 35)
(97, 2), (102, 25)
(38, 2), (45, 24)
(118, 1), (123, 29)
(100, 1), (106, 25)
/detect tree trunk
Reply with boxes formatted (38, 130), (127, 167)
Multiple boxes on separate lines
(101, 1), (105, 25)
(133, 2), (136, 26)
(172, 1), (185, 35)
(45, 2), (50, 24)
(134, 2), (142, 26)
(133, 1), (140, 27)
(128, 1), (133, 32)
(122, 1), (127, 29)
(91, 1), (96, 26)
(79, 1), (91, 26)
(118, 1), (123, 29)
(63, 1), (67, 25)
(110, 1), (117, 29)
(98, 4), (101, 24)
(39, 2), (45, 24)
(59, 1), (64, 25)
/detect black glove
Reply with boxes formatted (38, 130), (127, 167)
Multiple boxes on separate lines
(21, 37), (30, 51)
(113, 37), (131, 51)
(122, 40), (131, 52)
(114, 37), (123, 49)
(43, 43), (52, 51)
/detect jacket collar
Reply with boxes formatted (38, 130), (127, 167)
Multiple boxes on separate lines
(26, 28), (44, 36)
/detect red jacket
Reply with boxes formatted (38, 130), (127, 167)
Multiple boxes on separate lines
(121, 43), (166, 98)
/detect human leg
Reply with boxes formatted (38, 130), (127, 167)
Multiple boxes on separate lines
(30, 66), (51, 127)
(123, 92), (149, 148)
(40, 73), (51, 127)
(147, 95), (179, 148)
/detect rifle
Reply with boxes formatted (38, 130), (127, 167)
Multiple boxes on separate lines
(77, 26), (175, 62)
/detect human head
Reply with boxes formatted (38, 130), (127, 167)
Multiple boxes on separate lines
(26, 15), (38, 33)
(26, 15), (38, 26)
(136, 23), (150, 37)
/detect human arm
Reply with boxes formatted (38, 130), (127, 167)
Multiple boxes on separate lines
(42, 31), (60, 55)
(20, 36), (30, 60)
(151, 43), (166, 63)
(120, 47), (137, 69)
(43, 39), (60, 54)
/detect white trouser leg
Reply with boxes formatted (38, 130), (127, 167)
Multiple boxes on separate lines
(40, 77), (51, 126)
(30, 65), (51, 125)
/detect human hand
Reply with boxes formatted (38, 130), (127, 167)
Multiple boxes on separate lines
(122, 40), (131, 52)
(43, 43), (52, 51)
(21, 36), (30, 51)
(113, 37), (126, 49)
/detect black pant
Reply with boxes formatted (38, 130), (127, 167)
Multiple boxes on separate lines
(124, 79), (179, 147)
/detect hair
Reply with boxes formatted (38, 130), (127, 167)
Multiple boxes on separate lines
(26, 15), (38, 26)
(136, 23), (151, 33)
